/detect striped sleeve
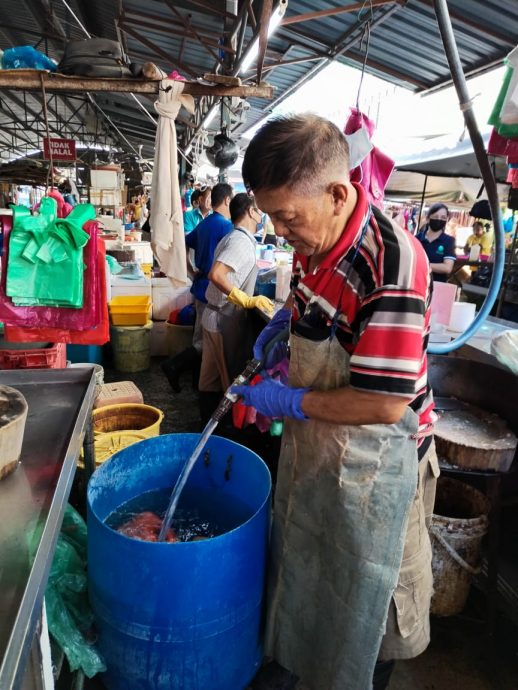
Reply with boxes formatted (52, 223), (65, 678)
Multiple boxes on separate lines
(349, 286), (427, 398)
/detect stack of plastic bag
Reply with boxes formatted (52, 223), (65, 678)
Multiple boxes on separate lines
(0, 195), (110, 345)
(7, 198), (91, 308)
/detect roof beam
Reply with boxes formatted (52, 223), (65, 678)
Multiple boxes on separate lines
(281, 0), (403, 26)
(118, 20), (199, 80)
(256, 0), (273, 83)
(265, 2), (402, 111)
(162, 0), (225, 66)
(122, 10), (235, 54)
(415, 0), (515, 47)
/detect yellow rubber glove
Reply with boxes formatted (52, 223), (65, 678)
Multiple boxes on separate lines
(228, 287), (274, 314)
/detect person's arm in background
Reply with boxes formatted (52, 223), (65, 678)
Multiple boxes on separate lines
(429, 258), (454, 275)
(464, 236), (473, 255)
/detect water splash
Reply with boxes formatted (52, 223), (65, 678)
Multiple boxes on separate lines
(157, 418), (219, 542)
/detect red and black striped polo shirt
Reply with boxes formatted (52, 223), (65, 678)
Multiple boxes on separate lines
(291, 183), (435, 447)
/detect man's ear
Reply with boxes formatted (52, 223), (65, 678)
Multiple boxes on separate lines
(328, 182), (348, 215)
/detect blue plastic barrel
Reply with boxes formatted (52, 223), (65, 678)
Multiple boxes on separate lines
(87, 433), (271, 690)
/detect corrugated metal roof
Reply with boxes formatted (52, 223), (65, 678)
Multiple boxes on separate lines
(0, 0), (517, 165)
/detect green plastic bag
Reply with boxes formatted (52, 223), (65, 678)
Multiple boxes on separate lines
(28, 505), (106, 678)
(6, 200), (93, 308)
(488, 64), (518, 138)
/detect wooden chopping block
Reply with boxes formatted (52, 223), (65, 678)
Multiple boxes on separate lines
(434, 401), (517, 472)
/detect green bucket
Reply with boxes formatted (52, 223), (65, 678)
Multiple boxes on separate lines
(110, 321), (152, 373)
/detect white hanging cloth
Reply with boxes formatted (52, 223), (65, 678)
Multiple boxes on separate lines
(150, 80), (194, 286)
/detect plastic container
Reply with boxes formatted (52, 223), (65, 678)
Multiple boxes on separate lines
(67, 344), (104, 365)
(165, 322), (193, 357)
(87, 433), (271, 690)
(69, 363), (104, 386)
(0, 342), (66, 369)
(110, 276), (151, 300)
(110, 321), (152, 372)
(109, 296), (152, 327)
(275, 263), (292, 302)
(431, 477), (490, 617)
(449, 301), (476, 332)
(151, 278), (193, 321)
(94, 381), (144, 409)
(92, 403), (163, 438)
(149, 320), (169, 357)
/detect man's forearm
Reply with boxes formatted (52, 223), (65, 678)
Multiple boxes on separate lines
(301, 386), (409, 425)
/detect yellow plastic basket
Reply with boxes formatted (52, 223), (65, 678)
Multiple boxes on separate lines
(78, 431), (148, 469)
(109, 295), (152, 326)
(92, 403), (164, 437)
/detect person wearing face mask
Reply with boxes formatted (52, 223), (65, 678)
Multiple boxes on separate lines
(198, 193), (274, 421)
(416, 203), (456, 282)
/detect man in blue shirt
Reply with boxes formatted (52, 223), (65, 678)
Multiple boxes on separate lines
(162, 183), (233, 392)
(183, 186), (211, 234)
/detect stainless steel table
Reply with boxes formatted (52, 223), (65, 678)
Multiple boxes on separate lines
(0, 368), (97, 690)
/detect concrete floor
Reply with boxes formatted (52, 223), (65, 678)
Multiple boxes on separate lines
(79, 356), (518, 690)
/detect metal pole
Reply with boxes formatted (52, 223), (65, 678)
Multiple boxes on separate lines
(416, 174), (428, 233)
(429, 0), (505, 353)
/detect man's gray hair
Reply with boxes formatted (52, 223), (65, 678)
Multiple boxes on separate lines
(242, 113), (350, 195)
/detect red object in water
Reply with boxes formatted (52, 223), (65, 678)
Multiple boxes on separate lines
(117, 511), (178, 543)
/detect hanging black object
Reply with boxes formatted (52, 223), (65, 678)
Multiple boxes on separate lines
(469, 199), (492, 220)
(57, 39), (132, 78)
(205, 133), (239, 169)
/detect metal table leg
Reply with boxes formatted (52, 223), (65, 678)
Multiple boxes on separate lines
(82, 417), (95, 484)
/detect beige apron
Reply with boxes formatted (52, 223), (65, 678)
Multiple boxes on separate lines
(266, 331), (419, 690)
(216, 229), (258, 380)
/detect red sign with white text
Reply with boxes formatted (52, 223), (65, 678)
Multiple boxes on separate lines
(43, 137), (76, 161)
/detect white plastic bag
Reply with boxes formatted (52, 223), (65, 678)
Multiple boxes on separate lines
(490, 329), (518, 375)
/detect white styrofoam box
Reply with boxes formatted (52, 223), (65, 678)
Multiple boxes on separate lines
(123, 241), (154, 265)
(110, 275), (152, 299)
(90, 188), (122, 207)
(90, 170), (122, 189)
(151, 278), (193, 320)
(150, 320), (169, 356)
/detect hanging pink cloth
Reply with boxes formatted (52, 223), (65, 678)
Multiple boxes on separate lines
(344, 108), (394, 210)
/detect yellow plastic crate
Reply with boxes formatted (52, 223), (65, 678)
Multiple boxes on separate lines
(109, 295), (151, 326)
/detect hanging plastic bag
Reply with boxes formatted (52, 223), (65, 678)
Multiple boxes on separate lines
(4, 238), (109, 344)
(0, 220), (101, 330)
(491, 330), (518, 375)
(6, 200), (93, 308)
(27, 505), (106, 678)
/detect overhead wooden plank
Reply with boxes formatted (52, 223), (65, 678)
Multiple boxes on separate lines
(0, 70), (274, 98)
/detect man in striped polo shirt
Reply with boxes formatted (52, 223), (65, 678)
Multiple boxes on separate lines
(233, 114), (438, 690)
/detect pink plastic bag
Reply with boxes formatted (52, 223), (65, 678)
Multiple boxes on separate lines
(344, 108), (394, 209)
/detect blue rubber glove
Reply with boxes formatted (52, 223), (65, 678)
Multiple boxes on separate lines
(254, 307), (291, 369)
(232, 379), (310, 421)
